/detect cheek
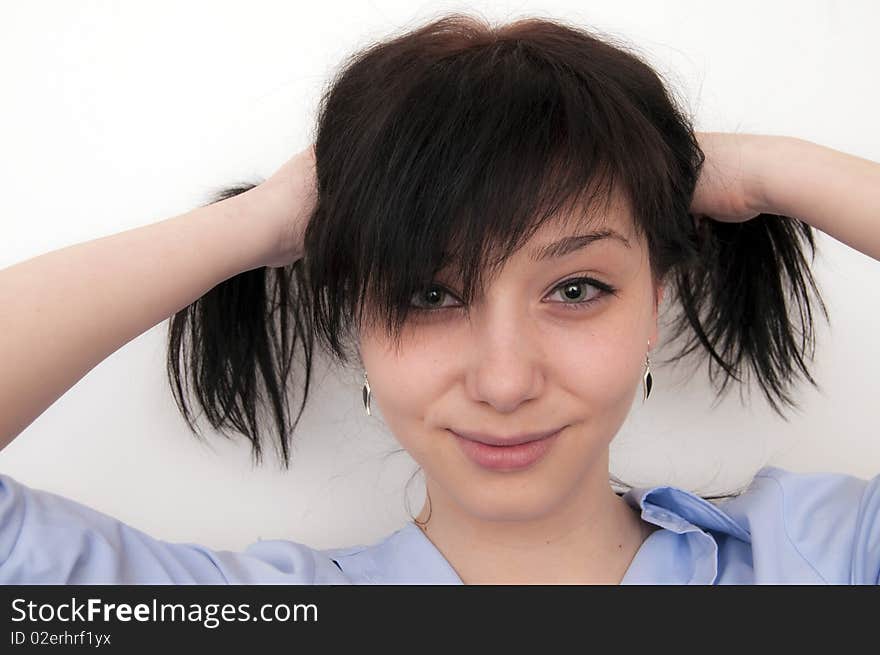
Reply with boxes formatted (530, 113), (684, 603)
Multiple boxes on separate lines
(359, 333), (444, 444)
(553, 334), (641, 402)
(545, 308), (649, 409)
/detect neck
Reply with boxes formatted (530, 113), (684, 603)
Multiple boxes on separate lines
(413, 458), (657, 584)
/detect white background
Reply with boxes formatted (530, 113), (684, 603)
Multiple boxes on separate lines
(1, 0), (878, 552)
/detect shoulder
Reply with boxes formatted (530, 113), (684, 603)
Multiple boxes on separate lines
(717, 465), (880, 584)
(0, 473), (350, 584)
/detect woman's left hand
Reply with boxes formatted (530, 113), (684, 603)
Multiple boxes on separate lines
(690, 132), (777, 223)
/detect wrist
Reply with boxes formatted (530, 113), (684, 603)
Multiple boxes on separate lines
(195, 190), (276, 276)
(749, 135), (811, 216)
(237, 173), (312, 270)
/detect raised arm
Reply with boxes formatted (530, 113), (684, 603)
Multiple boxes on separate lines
(0, 144), (314, 452)
(0, 194), (263, 449)
(753, 135), (880, 262)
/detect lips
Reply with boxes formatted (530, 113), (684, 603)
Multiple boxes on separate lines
(449, 427), (564, 446)
(451, 427), (563, 471)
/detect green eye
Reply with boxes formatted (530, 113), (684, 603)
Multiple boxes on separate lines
(546, 277), (616, 312)
(551, 279), (601, 303)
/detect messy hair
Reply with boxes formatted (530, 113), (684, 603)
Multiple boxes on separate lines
(166, 13), (828, 499)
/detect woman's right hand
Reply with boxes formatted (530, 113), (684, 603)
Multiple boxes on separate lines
(247, 144), (317, 268)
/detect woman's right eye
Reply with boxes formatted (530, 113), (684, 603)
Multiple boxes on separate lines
(410, 284), (462, 311)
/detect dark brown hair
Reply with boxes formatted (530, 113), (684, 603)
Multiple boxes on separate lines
(166, 13), (828, 498)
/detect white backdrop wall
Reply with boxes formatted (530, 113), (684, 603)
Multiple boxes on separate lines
(1, 0), (878, 552)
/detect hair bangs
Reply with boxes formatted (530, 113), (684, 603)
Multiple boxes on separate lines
(333, 33), (671, 356)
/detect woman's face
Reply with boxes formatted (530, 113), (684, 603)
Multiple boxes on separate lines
(358, 193), (664, 523)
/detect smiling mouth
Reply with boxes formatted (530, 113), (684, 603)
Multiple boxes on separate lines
(450, 427), (565, 471)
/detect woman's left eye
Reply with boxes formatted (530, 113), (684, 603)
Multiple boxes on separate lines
(545, 277), (616, 311)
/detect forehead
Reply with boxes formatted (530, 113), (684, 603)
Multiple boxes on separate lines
(544, 182), (634, 232)
(491, 186), (638, 266)
(531, 196), (634, 248)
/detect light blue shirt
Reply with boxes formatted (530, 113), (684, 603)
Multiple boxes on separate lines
(1, 465), (877, 584)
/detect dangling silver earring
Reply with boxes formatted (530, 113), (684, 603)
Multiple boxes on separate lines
(643, 340), (653, 403)
(362, 370), (372, 416)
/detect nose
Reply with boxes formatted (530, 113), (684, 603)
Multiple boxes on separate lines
(464, 307), (544, 413)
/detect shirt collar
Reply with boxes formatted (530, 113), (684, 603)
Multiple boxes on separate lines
(619, 483), (752, 584)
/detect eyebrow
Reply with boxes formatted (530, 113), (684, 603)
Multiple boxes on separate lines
(529, 229), (632, 262)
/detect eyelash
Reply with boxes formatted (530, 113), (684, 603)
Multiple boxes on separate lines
(409, 276), (618, 316)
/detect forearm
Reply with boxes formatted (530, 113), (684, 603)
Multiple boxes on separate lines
(0, 191), (269, 450)
(757, 136), (880, 261)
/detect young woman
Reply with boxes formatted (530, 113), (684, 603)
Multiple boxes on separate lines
(1, 14), (878, 584)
